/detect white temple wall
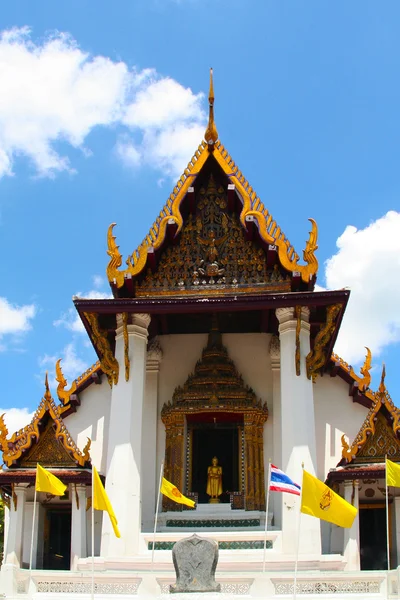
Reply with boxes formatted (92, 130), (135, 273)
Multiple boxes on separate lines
(66, 378), (111, 473)
(313, 375), (368, 480)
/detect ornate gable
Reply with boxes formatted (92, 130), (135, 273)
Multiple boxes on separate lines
(0, 375), (91, 468)
(106, 71), (319, 295)
(136, 174), (291, 297)
(341, 366), (400, 464)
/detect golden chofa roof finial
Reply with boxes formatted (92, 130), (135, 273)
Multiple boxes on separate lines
(204, 68), (218, 148)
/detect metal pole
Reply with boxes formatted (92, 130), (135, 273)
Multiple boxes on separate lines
(152, 461), (164, 569)
(262, 460), (272, 572)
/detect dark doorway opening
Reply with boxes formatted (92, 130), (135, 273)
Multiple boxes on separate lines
(190, 422), (240, 504)
(43, 508), (71, 570)
(360, 507), (388, 570)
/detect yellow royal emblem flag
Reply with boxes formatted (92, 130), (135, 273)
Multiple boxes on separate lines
(93, 466), (121, 538)
(386, 458), (400, 488)
(160, 477), (195, 508)
(301, 470), (357, 528)
(35, 464), (67, 496)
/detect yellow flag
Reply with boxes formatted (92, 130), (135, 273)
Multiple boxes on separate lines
(93, 466), (120, 538)
(35, 464), (67, 496)
(301, 470), (357, 528)
(160, 477), (195, 508)
(386, 458), (400, 487)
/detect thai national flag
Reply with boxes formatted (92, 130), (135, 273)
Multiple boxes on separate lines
(269, 464), (301, 496)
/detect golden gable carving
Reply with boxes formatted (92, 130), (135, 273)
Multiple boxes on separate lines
(136, 175), (291, 297)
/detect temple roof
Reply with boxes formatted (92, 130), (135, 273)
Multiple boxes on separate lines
(0, 374), (91, 468)
(339, 365), (400, 465)
(106, 70), (319, 295)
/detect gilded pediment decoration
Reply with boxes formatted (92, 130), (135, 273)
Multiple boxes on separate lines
(137, 176), (291, 297)
(341, 365), (400, 463)
(1, 374), (91, 468)
(56, 358), (101, 405)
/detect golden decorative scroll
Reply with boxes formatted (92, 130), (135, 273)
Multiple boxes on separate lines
(84, 312), (119, 386)
(306, 303), (342, 381)
(295, 305), (301, 376)
(331, 347), (372, 394)
(56, 359), (100, 405)
(122, 313), (130, 382)
(1, 374), (91, 468)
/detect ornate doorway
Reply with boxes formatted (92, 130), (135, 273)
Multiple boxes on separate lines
(161, 320), (268, 511)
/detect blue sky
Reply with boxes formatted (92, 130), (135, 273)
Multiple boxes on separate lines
(1, 1), (400, 432)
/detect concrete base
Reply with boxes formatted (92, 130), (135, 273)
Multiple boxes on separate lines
(1, 565), (392, 599)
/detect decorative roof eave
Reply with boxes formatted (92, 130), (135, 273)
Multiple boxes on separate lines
(329, 347), (375, 407)
(0, 375), (92, 468)
(326, 464), (386, 485)
(0, 468), (93, 488)
(56, 358), (102, 410)
(106, 72), (318, 290)
(340, 365), (400, 464)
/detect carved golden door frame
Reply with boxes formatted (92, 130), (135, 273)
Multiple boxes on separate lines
(162, 409), (266, 512)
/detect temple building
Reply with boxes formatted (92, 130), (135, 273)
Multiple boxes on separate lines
(1, 72), (399, 598)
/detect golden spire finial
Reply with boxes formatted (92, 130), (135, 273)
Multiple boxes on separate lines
(204, 68), (218, 147)
(44, 371), (51, 402)
(379, 363), (386, 394)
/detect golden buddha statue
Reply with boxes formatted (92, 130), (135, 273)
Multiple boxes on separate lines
(206, 456), (223, 503)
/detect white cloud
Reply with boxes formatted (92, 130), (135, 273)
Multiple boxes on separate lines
(54, 287), (112, 333)
(39, 342), (88, 383)
(0, 297), (36, 349)
(0, 407), (34, 436)
(323, 211), (400, 364)
(0, 27), (206, 180)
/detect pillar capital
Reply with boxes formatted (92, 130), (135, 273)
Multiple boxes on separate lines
(147, 336), (163, 370)
(269, 335), (280, 368)
(276, 306), (310, 335)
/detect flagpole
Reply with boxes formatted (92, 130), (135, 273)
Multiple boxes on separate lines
(91, 466), (95, 600)
(293, 465), (304, 600)
(152, 461), (164, 569)
(386, 455), (391, 571)
(262, 460), (272, 573)
(29, 471), (38, 575)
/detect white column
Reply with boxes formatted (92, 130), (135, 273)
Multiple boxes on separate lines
(142, 339), (163, 532)
(4, 484), (28, 567)
(270, 335), (282, 529)
(343, 480), (360, 570)
(101, 313), (150, 557)
(276, 306), (321, 556)
(70, 484), (87, 570)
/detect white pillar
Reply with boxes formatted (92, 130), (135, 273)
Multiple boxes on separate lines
(4, 484), (28, 567)
(70, 484), (87, 570)
(343, 480), (360, 570)
(270, 335), (282, 529)
(101, 313), (150, 557)
(142, 339), (163, 533)
(276, 306), (321, 556)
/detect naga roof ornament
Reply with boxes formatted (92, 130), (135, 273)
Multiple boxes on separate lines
(106, 71), (319, 290)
